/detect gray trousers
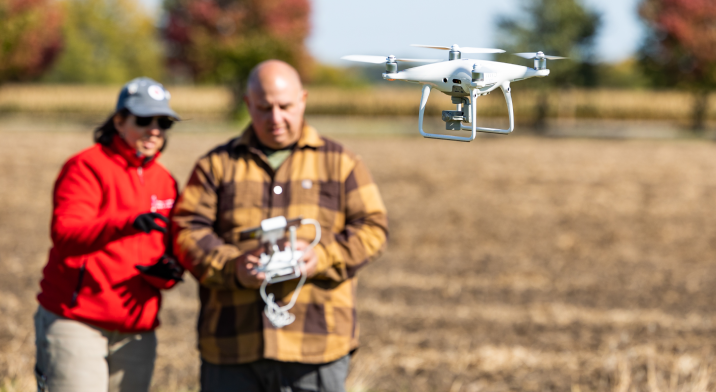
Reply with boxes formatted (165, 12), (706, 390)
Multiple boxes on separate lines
(34, 305), (156, 392)
(200, 355), (350, 392)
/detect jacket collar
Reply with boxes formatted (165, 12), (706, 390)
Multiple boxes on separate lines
(233, 123), (324, 152)
(108, 134), (159, 168)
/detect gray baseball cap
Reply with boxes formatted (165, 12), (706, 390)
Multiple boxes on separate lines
(116, 77), (181, 120)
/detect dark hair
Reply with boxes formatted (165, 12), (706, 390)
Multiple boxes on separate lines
(94, 108), (130, 146)
(93, 108), (170, 153)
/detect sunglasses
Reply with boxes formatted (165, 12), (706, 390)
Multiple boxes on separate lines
(134, 116), (174, 130)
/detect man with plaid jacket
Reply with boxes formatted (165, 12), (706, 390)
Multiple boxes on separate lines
(172, 60), (389, 391)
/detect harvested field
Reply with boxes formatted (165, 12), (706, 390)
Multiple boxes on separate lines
(1, 116), (716, 391)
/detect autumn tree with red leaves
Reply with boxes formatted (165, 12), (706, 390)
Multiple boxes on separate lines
(640, 0), (716, 131)
(164, 0), (312, 116)
(0, 0), (63, 83)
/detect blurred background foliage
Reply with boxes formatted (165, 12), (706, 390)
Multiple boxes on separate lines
(639, 0), (716, 132)
(1, 0), (716, 129)
(0, 0), (63, 84)
(43, 0), (164, 84)
(163, 0), (312, 116)
(496, 0), (601, 130)
(496, 0), (601, 89)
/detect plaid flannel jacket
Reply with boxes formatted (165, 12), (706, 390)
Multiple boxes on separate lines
(173, 124), (388, 365)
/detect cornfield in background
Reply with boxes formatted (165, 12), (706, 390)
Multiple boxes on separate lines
(0, 84), (709, 122)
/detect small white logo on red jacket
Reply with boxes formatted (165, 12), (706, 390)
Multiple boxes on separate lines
(151, 195), (174, 212)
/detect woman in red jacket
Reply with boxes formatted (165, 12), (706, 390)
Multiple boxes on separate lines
(35, 77), (183, 392)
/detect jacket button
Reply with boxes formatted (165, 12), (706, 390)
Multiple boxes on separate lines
(273, 185), (283, 195)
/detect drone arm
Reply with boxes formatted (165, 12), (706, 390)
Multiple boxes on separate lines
(461, 81), (514, 135)
(418, 84), (477, 142)
(475, 82), (503, 94)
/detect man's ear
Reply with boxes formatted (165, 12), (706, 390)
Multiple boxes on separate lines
(243, 94), (251, 108)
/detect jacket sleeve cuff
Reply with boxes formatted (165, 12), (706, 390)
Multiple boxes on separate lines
(197, 245), (242, 290)
(222, 255), (241, 290)
(313, 244), (332, 275)
(114, 212), (140, 236)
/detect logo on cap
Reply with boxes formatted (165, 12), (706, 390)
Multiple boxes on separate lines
(148, 85), (165, 101)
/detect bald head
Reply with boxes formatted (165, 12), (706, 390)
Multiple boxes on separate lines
(244, 60), (308, 149)
(247, 60), (303, 96)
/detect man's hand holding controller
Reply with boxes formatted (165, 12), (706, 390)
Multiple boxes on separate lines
(235, 240), (318, 289)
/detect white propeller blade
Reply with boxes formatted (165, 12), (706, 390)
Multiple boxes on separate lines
(395, 58), (440, 62)
(341, 55), (386, 64)
(514, 52), (567, 60)
(460, 47), (506, 54)
(341, 55), (438, 64)
(411, 44), (505, 54)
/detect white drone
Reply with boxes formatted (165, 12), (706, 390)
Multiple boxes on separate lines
(342, 44), (566, 142)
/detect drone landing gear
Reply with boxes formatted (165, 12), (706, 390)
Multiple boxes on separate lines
(418, 82), (515, 142)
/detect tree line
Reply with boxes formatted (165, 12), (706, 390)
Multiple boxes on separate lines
(1, 0), (714, 129)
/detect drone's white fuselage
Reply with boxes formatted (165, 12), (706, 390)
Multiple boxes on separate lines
(383, 59), (549, 96)
(378, 59), (550, 141)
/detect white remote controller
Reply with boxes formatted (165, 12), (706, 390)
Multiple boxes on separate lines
(257, 245), (303, 283)
(238, 216), (321, 328)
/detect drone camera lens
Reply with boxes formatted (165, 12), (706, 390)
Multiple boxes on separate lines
(442, 77), (448, 83)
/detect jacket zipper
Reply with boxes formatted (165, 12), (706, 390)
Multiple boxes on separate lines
(137, 165), (145, 272)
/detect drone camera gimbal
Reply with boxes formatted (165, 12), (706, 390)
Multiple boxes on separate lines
(443, 96), (472, 130)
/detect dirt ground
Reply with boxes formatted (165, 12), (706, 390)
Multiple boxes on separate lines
(2, 117), (716, 391)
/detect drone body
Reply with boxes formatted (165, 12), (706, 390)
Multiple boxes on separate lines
(384, 59), (547, 95)
(342, 45), (564, 142)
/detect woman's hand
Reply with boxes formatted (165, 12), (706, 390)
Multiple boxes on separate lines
(136, 255), (184, 282)
(133, 212), (168, 233)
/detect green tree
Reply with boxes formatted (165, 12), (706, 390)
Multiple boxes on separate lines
(639, 0), (716, 132)
(164, 0), (312, 118)
(45, 0), (163, 84)
(496, 0), (601, 130)
(0, 0), (63, 83)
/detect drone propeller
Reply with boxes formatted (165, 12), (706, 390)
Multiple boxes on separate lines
(514, 52), (567, 60)
(514, 51), (567, 70)
(341, 55), (439, 64)
(411, 44), (505, 54)
(341, 54), (438, 74)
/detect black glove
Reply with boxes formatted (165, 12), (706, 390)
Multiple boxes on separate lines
(136, 255), (184, 282)
(133, 212), (168, 234)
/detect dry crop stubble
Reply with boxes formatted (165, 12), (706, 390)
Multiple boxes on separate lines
(1, 119), (716, 391)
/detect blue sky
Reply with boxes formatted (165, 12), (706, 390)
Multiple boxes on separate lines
(307, 0), (645, 64)
(142, 0), (644, 64)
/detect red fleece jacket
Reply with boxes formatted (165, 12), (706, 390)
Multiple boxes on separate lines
(38, 135), (178, 332)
